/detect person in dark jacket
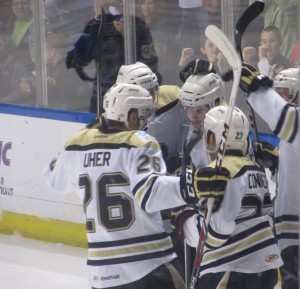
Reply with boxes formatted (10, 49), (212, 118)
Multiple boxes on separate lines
(66, 0), (161, 114)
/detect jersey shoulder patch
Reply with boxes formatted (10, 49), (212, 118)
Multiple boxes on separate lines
(132, 131), (161, 151)
(209, 155), (262, 179)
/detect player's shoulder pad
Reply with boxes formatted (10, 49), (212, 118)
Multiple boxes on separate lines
(156, 85), (180, 110)
(209, 155), (262, 179)
(130, 131), (161, 151)
(64, 128), (99, 148)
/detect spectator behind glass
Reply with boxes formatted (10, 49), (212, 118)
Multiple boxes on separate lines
(177, 0), (208, 53)
(109, 0), (123, 15)
(65, 0), (160, 114)
(20, 33), (90, 111)
(249, 0), (297, 59)
(0, 0), (12, 27)
(290, 30), (300, 68)
(5, 0), (34, 74)
(290, 43), (300, 68)
(28, 0), (64, 64)
(242, 26), (290, 79)
(55, 0), (94, 39)
(0, 31), (31, 104)
(136, 0), (176, 84)
(179, 34), (224, 74)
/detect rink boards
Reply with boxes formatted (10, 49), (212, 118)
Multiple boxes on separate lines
(0, 104), (279, 248)
(0, 104), (95, 247)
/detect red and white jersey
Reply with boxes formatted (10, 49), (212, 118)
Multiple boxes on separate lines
(184, 154), (283, 276)
(43, 125), (186, 288)
(248, 88), (300, 251)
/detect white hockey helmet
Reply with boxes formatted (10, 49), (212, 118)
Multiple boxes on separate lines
(180, 73), (224, 109)
(103, 83), (153, 128)
(116, 62), (159, 103)
(203, 105), (249, 153)
(274, 67), (300, 102)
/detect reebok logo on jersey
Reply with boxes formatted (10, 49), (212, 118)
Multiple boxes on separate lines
(101, 274), (120, 281)
(265, 254), (279, 263)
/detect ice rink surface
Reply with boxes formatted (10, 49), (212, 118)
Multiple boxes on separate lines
(0, 234), (90, 289)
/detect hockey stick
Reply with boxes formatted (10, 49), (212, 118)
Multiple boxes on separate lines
(188, 25), (242, 289)
(235, 0), (265, 141)
(235, 0), (265, 59)
(96, 8), (107, 116)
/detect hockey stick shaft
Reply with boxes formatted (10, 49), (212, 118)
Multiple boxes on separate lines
(184, 239), (191, 289)
(234, 0), (265, 58)
(181, 130), (203, 288)
(235, 0), (265, 142)
(188, 25), (242, 289)
(96, 8), (107, 116)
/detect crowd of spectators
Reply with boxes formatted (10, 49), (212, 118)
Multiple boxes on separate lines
(0, 0), (298, 111)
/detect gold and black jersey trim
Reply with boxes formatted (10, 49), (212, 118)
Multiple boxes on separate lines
(275, 214), (299, 241)
(65, 142), (135, 151)
(273, 103), (298, 143)
(154, 99), (179, 117)
(209, 154), (264, 179)
(205, 224), (231, 248)
(201, 221), (276, 270)
(87, 232), (174, 266)
(88, 232), (170, 248)
(132, 175), (159, 210)
(65, 129), (161, 152)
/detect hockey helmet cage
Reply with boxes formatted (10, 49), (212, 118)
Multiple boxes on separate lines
(103, 83), (153, 125)
(274, 67), (300, 102)
(180, 73), (224, 109)
(203, 105), (249, 153)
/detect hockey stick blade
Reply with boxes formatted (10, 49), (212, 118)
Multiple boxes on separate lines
(206, 25), (241, 72)
(205, 25), (242, 169)
(235, 0), (265, 58)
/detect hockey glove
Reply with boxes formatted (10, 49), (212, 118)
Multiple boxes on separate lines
(179, 59), (216, 83)
(174, 204), (199, 241)
(66, 34), (94, 69)
(240, 63), (273, 93)
(180, 167), (230, 204)
(222, 63), (273, 93)
(253, 141), (279, 175)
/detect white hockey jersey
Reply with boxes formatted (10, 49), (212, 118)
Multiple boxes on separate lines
(183, 153), (283, 276)
(43, 124), (187, 288)
(248, 87), (300, 251)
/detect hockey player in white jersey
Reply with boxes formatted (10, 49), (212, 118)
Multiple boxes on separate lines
(86, 62), (159, 129)
(176, 105), (283, 289)
(239, 65), (300, 289)
(42, 82), (230, 289)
